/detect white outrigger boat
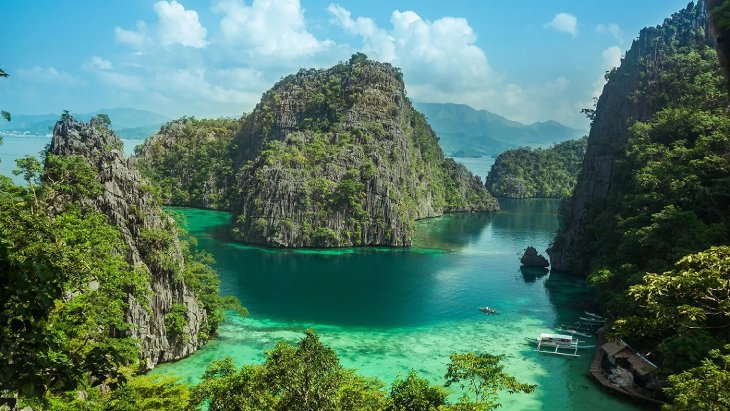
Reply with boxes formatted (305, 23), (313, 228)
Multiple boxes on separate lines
(525, 332), (595, 357)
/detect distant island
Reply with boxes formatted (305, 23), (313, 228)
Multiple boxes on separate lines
(413, 102), (585, 158)
(137, 54), (498, 248)
(485, 137), (587, 198)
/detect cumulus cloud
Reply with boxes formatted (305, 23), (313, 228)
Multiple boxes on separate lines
(114, 21), (147, 49)
(545, 13), (578, 36)
(328, 4), (592, 128)
(602, 46), (622, 69)
(329, 5), (495, 96)
(596, 23), (623, 44)
(154, 1), (207, 48)
(114, 2), (206, 49)
(214, 0), (331, 58)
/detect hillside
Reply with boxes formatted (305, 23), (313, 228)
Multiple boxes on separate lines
(138, 55), (498, 248)
(545, 1), (730, 403)
(413, 102), (584, 157)
(1, 114), (238, 404)
(485, 137), (587, 198)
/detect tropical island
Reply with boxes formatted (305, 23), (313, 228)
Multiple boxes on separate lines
(1, 1), (730, 410)
(485, 137), (587, 198)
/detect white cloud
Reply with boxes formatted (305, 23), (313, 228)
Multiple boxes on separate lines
(545, 13), (578, 36)
(87, 56), (113, 70)
(602, 46), (622, 69)
(16, 66), (77, 84)
(114, 21), (147, 49)
(327, 5), (396, 61)
(596, 23), (623, 44)
(329, 5), (495, 96)
(154, 1), (207, 48)
(215, 0), (331, 58)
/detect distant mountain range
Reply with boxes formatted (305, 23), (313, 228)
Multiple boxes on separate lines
(413, 102), (586, 157)
(0, 108), (170, 139)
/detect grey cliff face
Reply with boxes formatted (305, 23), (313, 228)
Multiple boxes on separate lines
(548, 1), (712, 275)
(229, 60), (498, 248)
(49, 118), (207, 370)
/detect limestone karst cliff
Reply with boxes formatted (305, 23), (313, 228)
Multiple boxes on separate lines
(548, 2), (714, 274)
(49, 117), (209, 369)
(138, 56), (498, 248)
(230, 57), (497, 247)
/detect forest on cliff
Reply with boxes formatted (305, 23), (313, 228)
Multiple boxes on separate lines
(485, 137), (587, 198)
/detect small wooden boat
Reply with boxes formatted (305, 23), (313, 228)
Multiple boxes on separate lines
(584, 311), (605, 320)
(556, 327), (592, 338)
(479, 306), (500, 315)
(525, 333), (595, 357)
(579, 316), (605, 323)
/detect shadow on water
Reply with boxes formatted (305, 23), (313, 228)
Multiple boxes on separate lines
(520, 266), (549, 284)
(413, 212), (492, 251)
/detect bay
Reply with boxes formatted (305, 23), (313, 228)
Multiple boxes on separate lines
(152, 200), (640, 410)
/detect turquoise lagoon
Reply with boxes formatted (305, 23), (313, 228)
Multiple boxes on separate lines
(152, 200), (640, 410)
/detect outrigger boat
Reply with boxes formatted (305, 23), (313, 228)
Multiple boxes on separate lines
(525, 332), (595, 357)
(478, 306), (500, 315)
(556, 327), (593, 338)
(579, 316), (605, 323)
(584, 311), (605, 320)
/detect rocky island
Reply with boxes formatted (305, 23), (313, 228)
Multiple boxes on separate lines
(138, 54), (498, 248)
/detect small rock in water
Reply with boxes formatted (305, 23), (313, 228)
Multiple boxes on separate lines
(520, 246), (549, 268)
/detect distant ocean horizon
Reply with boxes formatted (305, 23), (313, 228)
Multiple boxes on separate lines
(0, 132), (143, 184)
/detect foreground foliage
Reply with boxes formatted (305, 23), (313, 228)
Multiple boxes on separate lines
(0, 115), (238, 408)
(485, 137), (587, 198)
(547, 4), (730, 406)
(158, 331), (533, 411)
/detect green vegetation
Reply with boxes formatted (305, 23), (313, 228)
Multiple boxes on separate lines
(135, 117), (239, 209)
(231, 55), (496, 247)
(4, 329), (533, 410)
(485, 137), (587, 198)
(119, 331), (530, 411)
(0, 154), (149, 399)
(0, 67), (9, 123)
(548, 4), (730, 406)
(0, 115), (239, 408)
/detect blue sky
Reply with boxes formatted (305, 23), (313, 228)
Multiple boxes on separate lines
(0, 0), (692, 128)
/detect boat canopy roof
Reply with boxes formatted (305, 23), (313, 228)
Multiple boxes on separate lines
(540, 333), (574, 340)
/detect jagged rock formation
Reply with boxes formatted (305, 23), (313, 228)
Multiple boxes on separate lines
(147, 56), (494, 248)
(520, 246), (549, 268)
(548, 2), (713, 274)
(49, 117), (208, 369)
(135, 117), (240, 210)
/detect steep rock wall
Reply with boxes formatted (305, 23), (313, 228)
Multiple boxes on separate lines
(548, 2), (712, 274)
(49, 118), (208, 369)
(230, 58), (498, 247)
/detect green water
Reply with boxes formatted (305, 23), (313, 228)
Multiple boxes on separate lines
(153, 199), (641, 410)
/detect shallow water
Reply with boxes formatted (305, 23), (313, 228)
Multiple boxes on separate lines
(153, 200), (641, 410)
